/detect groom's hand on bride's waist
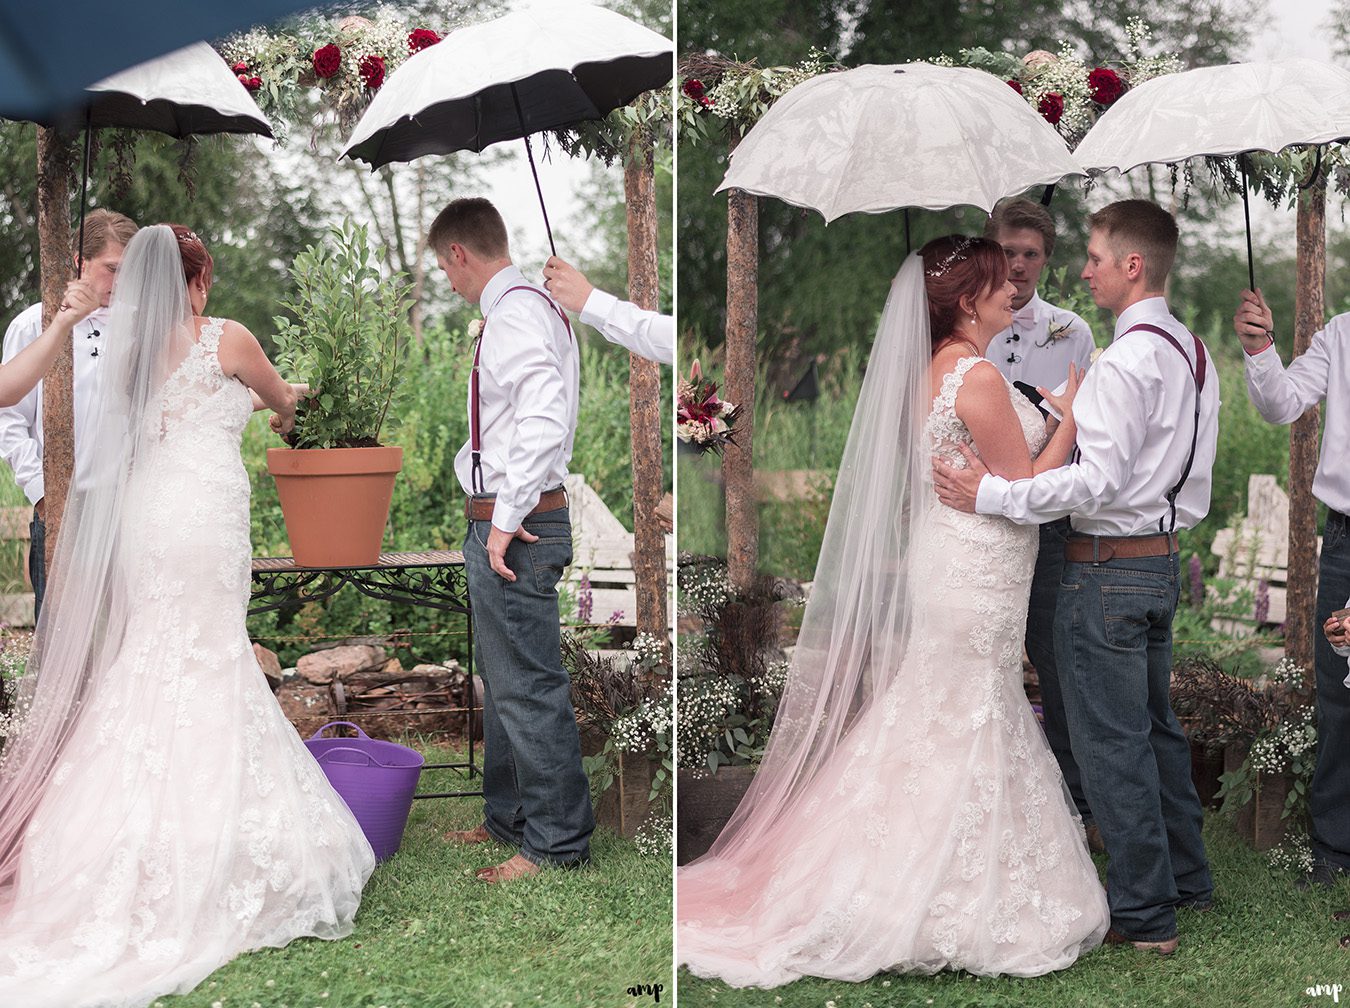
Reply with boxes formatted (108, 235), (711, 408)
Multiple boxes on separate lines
(932, 444), (987, 513)
(487, 523), (540, 581)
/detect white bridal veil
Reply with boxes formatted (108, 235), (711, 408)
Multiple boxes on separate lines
(0, 225), (197, 907)
(684, 251), (937, 871)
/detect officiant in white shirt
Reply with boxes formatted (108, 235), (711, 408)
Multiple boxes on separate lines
(0, 209), (138, 621)
(936, 199), (1216, 956)
(984, 198), (1097, 841)
(1234, 284), (1350, 889)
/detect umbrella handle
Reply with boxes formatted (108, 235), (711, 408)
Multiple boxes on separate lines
(510, 83), (557, 259)
(1240, 155), (1256, 295)
(76, 106), (91, 279)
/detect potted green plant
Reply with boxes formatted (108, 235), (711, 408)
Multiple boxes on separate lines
(267, 222), (413, 567)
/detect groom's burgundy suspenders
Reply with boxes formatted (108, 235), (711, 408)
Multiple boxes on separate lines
(470, 285), (573, 494)
(1123, 322), (1208, 534)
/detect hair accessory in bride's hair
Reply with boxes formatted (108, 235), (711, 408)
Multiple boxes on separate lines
(176, 229), (201, 244)
(925, 236), (975, 278)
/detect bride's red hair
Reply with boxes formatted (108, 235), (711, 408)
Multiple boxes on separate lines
(920, 235), (1007, 352)
(167, 223), (214, 291)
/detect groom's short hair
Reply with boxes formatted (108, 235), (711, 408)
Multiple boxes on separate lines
(429, 198), (509, 260)
(985, 199), (1056, 259)
(1089, 200), (1178, 290)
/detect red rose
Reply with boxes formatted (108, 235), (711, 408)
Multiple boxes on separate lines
(1088, 67), (1126, 106)
(1007, 79), (1023, 95)
(1038, 92), (1064, 125)
(359, 54), (386, 90)
(246, 76), (262, 92)
(312, 43), (342, 79)
(682, 78), (705, 100)
(231, 61), (248, 74)
(408, 28), (441, 53)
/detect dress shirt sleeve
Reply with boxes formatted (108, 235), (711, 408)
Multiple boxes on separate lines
(976, 352), (1152, 525)
(1243, 326), (1331, 424)
(484, 300), (572, 531)
(579, 288), (674, 366)
(0, 309), (45, 504)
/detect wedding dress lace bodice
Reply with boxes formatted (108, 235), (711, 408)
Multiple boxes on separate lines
(0, 319), (374, 1008)
(925, 355), (1049, 467)
(678, 354), (1108, 986)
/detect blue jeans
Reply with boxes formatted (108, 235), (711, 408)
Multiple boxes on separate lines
(29, 509), (45, 626)
(1311, 510), (1350, 869)
(1026, 518), (1091, 821)
(463, 505), (593, 866)
(1055, 551), (1212, 941)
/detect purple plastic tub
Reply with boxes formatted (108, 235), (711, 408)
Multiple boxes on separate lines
(305, 721), (425, 861)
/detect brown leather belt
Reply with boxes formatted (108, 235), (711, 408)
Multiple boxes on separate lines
(1065, 532), (1179, 563)
(464, 487), (568, 522)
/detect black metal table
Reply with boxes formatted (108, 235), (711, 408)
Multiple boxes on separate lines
(249, 550), (480, 799)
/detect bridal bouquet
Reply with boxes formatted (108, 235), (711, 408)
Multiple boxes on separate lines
(677, 360), (741, 456)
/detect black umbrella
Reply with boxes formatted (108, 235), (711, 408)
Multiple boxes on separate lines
(340, 2), (672, 256)
(0, 0), (315, 122)
(6, 42), (274, 275)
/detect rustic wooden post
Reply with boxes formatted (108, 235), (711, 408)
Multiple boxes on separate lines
(723, 125), (759, 593)
(1287, 176), (1326, 680)
(624, 131), (667, 645)
(35, 127), (75, 573)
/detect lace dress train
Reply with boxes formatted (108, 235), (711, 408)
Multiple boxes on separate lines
(678, 357), (1109, 986)
(0, 320), (375, 1008)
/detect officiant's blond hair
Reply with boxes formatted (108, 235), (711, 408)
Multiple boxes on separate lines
(985, 199), (1056, 259)
(429, 198), (509, 260)
(1089, 200), (1177, 290)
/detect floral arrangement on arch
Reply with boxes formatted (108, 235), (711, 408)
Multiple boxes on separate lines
(677, 360), (741, 456)
(677, 21), (1182, 153)
(219, 12), (444, 136)
(937, 18), (1182, 148)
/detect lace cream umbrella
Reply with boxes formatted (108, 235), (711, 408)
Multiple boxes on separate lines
(1073, 58), (1350, 291)
(716, 63), (1085, 223)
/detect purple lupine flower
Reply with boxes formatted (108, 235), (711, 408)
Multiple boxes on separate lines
(1254, 579), (1270, 625)
(608, 609), (625, 624)
(1188, 554), (1204, 608)
(576, 574), (593, 624)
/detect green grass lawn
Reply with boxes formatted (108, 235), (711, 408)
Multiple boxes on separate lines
(157, 748), (673, 1008)
(677, 815), (1350, 1008)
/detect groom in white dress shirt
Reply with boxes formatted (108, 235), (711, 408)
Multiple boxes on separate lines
(430, 197), (593, 884)
(0, 208), (138, 621)
(935, 199), (1216, 955)
(984, 199), (1097, 841)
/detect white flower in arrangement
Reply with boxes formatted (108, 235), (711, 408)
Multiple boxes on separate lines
(467, 319), (484, 341)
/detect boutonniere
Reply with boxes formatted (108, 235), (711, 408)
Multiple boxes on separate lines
(1036, 315), (1076, 348)
(468, 318), (484, 341)
(1089, 346), (1105, 365)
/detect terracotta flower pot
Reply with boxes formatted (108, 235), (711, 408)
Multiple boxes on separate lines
(267, 445), (403, 567)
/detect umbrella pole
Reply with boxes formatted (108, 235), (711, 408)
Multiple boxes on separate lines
(76, 107), (92, 279)
(1241, 155), (1256, 294)
(509, 83), (556, 258)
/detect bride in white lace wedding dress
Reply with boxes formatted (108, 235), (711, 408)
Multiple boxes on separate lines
(677, 237), (1109, 987)
(0, 225), (373, 1007)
